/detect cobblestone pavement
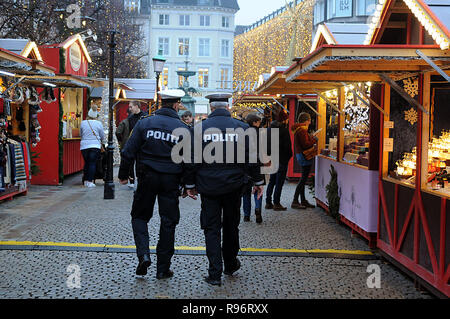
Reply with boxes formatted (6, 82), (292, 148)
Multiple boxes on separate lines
(0, 169), (433, 299)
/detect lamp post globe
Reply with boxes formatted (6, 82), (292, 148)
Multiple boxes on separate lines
(152, 55), (166, 108)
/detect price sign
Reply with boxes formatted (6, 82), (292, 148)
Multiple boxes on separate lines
(384, 138), (394, 152)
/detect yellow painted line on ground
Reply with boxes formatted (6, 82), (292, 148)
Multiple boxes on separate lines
(307, 249), (374, 255)
(241, 247), (309, 253)
(0, 241), (373, 255)
(104, 244), (136, 249)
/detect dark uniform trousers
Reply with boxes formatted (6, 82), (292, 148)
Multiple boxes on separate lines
(131, 168), (181, 274)
(200, 188), (242, 280)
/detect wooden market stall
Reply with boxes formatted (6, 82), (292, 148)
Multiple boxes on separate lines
(271, 0), (450, 297)
(0, 44), (56, 201)
(364, 0), (450, 298)
(29, 34), (103, 185)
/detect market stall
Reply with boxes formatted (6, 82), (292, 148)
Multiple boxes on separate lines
(363, 0), (450, 297)
(30, 34), (103, 185)
(275, 0), (450, 297)
(255, 66), (319, 179)
(0, 44), (56, 201)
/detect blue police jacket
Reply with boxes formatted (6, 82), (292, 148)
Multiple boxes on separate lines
(118, 107), (189, 179)
(184, 108), (264, 195)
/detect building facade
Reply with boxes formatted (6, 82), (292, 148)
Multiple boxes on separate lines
(124, 0), (239, 115)
(313, 0), (377, 32)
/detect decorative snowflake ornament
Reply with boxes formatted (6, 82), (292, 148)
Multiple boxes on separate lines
(402, 77), (418, 98)
(404, 107), (418, 125)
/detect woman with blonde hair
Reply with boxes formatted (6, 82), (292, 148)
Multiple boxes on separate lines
(80, 110), (105, 187)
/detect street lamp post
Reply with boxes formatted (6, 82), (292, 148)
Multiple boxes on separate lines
(104, 30), (118, 200)
(152, 55), (166, 108)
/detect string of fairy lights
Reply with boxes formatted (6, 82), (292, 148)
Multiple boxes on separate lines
(233, 1), (315, 85)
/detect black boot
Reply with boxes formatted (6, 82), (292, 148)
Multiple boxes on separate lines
(136, 254), (151, 276)
(255, 208), (262, 224)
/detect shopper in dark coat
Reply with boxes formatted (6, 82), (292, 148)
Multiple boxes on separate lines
(117, 101), (148, 188)
(265, 110), (292, 211)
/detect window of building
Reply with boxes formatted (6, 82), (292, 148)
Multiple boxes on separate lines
(178, 38), (190, 56)
(160, 67), (169, 90)
(222, 16), (230, 28)
(221, 39), (230, 58)
(159, 14), (169, 25)
(219, 68), (230, 89)
(124, 0), (140, 12)
(158, 37), (169, 56)
(327, 0), (353, 19)
(198, 38), (210, 57)
(314, 0), (326, 25)
(356, 0), (376, 16)
(198, 68), (209, 88)
(179, 15), (190, 26)
(200, 15), (211, 27)
(158, 0), (169, 3)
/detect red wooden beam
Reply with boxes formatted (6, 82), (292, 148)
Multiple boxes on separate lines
(379, 181), (394, 246)
(396, 198), (415, 252)
(440, 198), (446, 278)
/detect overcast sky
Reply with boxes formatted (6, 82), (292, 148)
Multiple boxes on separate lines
(235, 0), (293, 26)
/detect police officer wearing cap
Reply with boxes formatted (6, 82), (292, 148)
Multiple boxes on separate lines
(119, 89), (192, 279)
(184, 93), (264, 286)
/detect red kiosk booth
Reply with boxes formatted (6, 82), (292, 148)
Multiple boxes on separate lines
(32, 35), (100, 185)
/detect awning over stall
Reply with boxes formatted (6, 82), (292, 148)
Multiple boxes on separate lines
(17, 74), (104, 88)
(284, 45), (450, 84)
(0, 47), (55, 77)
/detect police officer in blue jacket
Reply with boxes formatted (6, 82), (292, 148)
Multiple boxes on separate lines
(185, 93), (264, 286)
(119, 89), (191, 279)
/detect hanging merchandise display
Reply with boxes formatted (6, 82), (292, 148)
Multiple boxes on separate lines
(0, 78), (37, 200)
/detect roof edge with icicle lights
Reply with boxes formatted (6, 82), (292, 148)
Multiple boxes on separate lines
(365, 0), (450, 50)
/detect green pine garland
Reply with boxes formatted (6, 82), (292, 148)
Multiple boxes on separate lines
(30, 151), (41, 176)
(325, 164), (340, 219)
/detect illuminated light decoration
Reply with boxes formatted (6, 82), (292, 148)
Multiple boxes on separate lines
(342, 83), (371, 133)
(428, 130), (450, 160)
(62, 34), (93, 64)
(403, 0), (450, 50)
(366, 0), (450, 50)
(364, 0), (388, 45)
(395, 147), (417, 177)
(233, 1), (315, 86)
(21, 41), (43, 61)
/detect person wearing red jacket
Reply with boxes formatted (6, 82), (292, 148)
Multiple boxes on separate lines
(291, 112), (317, 209)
